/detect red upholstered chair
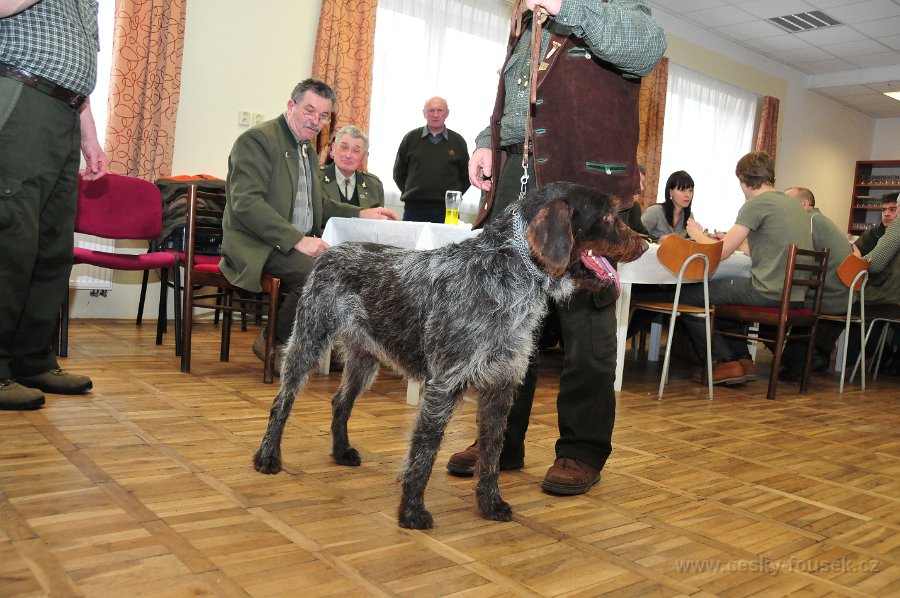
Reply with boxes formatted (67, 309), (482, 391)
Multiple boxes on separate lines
(180, 185), (281, 383)
(714, 244), (829, 400)
(59, 174), (180, 356)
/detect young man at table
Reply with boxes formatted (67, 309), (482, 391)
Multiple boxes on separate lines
(220, 80), (397, 372)
(321, 125), (387, 211)
(680, 151), (814, 384)
(445, 0), (667, 495)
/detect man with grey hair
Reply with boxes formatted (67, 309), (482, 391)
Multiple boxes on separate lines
(393, 96), (470, 222)
(321, 125), (391, 211)
(221, 80), (397, 372)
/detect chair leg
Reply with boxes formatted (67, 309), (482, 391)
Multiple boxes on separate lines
(220, 290), (233, 362)
(156, 268), (168, 346)
(173, 265), (182, 357)
(137, 269), (150, 327)
(263, 281), (280, 384)
(872, 323), (892, 381)
(799, 323), (818, 395)
(657, 313), (678, 400)
(767, 322), (788, 400)
(181, 277), (194, 373)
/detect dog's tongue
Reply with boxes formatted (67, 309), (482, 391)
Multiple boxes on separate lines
(580, 250), (620, 295)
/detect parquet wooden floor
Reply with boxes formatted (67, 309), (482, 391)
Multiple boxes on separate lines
(2, 319), (898, 597)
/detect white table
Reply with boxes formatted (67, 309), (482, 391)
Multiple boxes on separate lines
(320, 217), (481, 404)
(614, 243), (752, 391)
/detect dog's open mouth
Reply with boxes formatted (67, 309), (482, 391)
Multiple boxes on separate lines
(579, 250), (620, 295)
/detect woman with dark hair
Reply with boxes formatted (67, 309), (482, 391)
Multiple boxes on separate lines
(641, 170), (708, 242)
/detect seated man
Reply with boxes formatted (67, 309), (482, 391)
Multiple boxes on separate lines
(679, 152), (814, 384)
(220, 79), (398, 371)
(321, 125), (385, 209)
(853, 192), (897, 257)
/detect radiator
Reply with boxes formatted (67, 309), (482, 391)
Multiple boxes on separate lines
(69, 233), (114, 290)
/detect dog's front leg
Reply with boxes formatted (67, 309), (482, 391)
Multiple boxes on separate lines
(474, 384), (515, 522)
(253, 388), (298, 474)
(398, 382), (462, 529)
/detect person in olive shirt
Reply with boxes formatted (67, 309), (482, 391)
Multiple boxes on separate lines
(392, 97), (470, 222)
(0, 0), (107, 410)
(321, 125), (389, 211)
(682, 152), (814, 385)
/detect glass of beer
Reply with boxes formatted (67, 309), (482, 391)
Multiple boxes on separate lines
(444, 190), (462, 225)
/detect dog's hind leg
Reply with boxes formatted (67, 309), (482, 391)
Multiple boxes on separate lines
(474, 384), (515, 522)
(331, 349), (380, 466)
(398, 381), (463, 529)
(254, 306), (334, 475)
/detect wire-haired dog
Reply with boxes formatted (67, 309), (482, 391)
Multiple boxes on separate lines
(254, 181), (647, 529)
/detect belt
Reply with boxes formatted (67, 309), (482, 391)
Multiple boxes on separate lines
(501, 142), (531, 155)
(0, 63), (87, 109)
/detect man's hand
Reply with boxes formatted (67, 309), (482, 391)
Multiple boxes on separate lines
(526, 0), (562, 16)
(468, 147), (493, 192)
(360, 207), (400, 221)
(293, 236), (330, 257)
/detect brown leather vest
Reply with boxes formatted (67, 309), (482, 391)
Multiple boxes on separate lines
(475, 26), (642, 228)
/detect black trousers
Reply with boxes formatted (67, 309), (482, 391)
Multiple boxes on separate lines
(492, 153), (617, 471)
(262, 248), (316, 344)
(0, 80), (81, 379)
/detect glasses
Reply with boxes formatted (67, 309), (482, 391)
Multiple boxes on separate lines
(299, 104), (331, 124)
(335, 142), (364, 155)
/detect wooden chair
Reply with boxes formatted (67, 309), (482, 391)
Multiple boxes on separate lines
(631, 236), (723, 400)
(59, 174), (179, 356)
(180, 185), (281, 383)
(715, 244), (829, 400)
(817, 253), (869, 393)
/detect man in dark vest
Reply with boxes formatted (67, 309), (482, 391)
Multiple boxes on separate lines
(446, 0), (666, 495)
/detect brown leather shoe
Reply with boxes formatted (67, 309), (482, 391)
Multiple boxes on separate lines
(17, 369), (91, 395)
(541, 457), (601, 495)
(445, 442), (523, 476)
(738, 358), (758, 381)
(252, 330), (284, 376)
(691, 360), (746, 386)
(0, 379), (45, 410)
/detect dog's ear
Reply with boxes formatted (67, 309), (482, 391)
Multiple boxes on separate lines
(525, 198), (573, 277)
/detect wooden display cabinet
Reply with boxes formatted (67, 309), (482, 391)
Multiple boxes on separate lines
(848, 160), (900, 235)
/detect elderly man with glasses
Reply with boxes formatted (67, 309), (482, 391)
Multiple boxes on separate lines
(221, 79), (397, 373)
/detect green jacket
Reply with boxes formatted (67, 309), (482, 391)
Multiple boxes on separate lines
(220, 115), (360, 292)
(320, 162), (384, 210)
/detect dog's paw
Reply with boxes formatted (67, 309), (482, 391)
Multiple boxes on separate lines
(398, 507), (434, 530)
(253, 449), (282, 474)
(332, 447), (361, 467)
(480, 499), (513, 522)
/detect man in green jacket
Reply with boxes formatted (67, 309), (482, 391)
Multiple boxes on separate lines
(220, 79), (396, 369)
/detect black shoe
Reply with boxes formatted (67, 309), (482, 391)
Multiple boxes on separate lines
(812, 350), (830, 372)
(778, 366), (802, 382)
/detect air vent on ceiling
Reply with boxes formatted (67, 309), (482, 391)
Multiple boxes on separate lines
(768, 11), (842, 33)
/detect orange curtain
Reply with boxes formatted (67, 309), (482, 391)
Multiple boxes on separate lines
(637, 56), (668, 211)
(311, 0), (378, 162)
(104, 0), (186, 180)
(755, 95), (780, 161)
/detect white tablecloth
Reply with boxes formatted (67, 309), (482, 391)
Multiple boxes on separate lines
(614, 243), (753, 391)
(320, 217), (480, 404)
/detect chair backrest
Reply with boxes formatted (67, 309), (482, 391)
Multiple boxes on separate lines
(75, 173), (162, 240)
(184, 184), (227, 270)
(836, 253), (870, 291)
(656, 235), (723, 281)
(782, 244), (829, 314)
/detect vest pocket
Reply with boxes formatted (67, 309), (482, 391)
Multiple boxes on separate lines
(585, 162), (627, 176)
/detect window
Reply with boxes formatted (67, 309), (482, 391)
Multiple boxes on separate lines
(368, 0), (510, 214)
(657, 63), (758, 233)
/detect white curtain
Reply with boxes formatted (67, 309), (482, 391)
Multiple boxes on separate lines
(657, 63), (757, 233)
(369, 0), (510, 216)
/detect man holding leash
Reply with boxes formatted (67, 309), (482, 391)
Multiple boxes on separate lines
(446, 0), (666, 494)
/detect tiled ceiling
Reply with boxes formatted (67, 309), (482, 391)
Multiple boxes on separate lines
(643, 0), (900, 118)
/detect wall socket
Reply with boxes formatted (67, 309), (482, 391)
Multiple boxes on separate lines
(252, 112), (264, 125)
(238, 109), (251, 126)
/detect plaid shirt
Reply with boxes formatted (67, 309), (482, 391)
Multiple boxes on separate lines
(0, 0), (99, 96)
(476, 0), (666, 149)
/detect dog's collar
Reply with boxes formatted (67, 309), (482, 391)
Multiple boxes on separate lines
(512, 207), (546, 280)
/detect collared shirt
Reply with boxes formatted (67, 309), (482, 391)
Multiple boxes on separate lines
(421, 126), (449, 145)
(476, 0), (666, 149)
(286, 125), (314, 235)
(866, 219), (900, 274)
(334, 169), (357, 202)
(0, 0), (99, 96)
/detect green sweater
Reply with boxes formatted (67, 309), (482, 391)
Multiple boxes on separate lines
(392, 127), (470, 206)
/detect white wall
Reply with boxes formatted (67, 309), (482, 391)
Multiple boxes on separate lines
(71, 1), (896, 319)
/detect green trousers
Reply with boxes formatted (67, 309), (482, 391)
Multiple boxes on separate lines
(0, 79), (82, 379)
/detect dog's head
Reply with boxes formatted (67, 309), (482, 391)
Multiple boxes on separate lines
(519, 181), (648, 294)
